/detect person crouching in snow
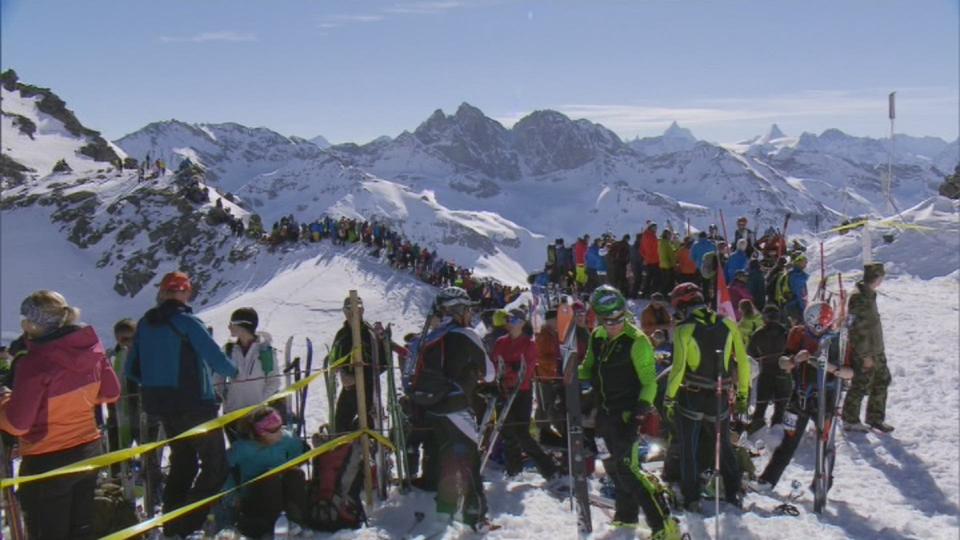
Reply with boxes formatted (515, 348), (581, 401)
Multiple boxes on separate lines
(217, 308), (281, 438)
(223, 406), (309, 537)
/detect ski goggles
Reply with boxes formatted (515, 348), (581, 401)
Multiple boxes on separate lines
(508, 315), (526, 325)
(600, 316), (625, 327)
(254, 410), (283, 436)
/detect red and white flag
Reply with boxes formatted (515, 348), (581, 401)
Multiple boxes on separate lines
(716, 267), (737, 320)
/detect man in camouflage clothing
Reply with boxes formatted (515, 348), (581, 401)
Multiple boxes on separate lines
(842, 263), (893, 433)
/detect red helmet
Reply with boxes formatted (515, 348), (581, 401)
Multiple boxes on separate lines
(670, 283), (704, 310)
(803, 302), (835, 336)
(159, 271), (192, 293)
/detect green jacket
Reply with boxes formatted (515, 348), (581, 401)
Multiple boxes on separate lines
(738, 313), (764, 343)
(658, 241), (677, 270)
(577, 322), (656, 414)
(848, 281), (884, 358)
(666, 308), (751, 400)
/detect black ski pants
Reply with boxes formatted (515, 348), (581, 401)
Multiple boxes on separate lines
(334, 385), (376, 434)
(675, 388), (741, 505)
(595, 412), (666, 530)
(18, 440), (100, 540)
(503, 391), (557, 478)
(760, 395), (837, 490)
(159, 408), (230, 537)
(428, 411), (487, 526)
(236, 469), (308, 537)
(749, 360), (793, 432)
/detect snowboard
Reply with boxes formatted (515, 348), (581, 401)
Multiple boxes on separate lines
(558, 299), (593, 536)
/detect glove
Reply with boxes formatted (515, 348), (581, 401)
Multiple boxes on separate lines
(663, 398), (676, 421)
(735, 394), (749, 415)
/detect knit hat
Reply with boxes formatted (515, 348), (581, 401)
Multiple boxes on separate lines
(492, 310), (508, 328)
(863, 262), (886, 283)
(20, 290), (78, 335)
(159, 271), (192, 292)
(229, 307), (259, 333)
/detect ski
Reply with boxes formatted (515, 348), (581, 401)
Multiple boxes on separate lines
(383, 324), (410, 492)
(558, 299), (592, 536)
(323, 344), (338, 433)
(299, 338), (314, 439)
(479, 357), (527, 473)
(370, 325), (389, 500)
(0, 436), (25, 539)
(813, 333), (833, 514)
(284, 335), (295, 426)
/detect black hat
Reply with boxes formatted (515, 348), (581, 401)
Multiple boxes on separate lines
(230, 307), (259, 333)
(864, 263), (886, 283)
(762, 305), (780, 320)
(545, 309), (558, 320)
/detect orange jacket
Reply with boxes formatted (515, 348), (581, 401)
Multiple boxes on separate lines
(535, 327), (562, 379)
(677, 246), (698, 275)
(0, 326), (119, 456)
(640, 229), (660, 265)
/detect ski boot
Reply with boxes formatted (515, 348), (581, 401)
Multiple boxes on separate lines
(650, 518), (685, 540)
(868, 421), (894, 433)
(843, 420), (870, 432)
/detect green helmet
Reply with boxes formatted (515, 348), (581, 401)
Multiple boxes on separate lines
(590, 285), (626, 319)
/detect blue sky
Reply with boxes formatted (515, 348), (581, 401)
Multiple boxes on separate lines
(2, 0), (957, 144)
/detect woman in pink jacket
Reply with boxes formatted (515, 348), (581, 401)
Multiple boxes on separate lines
(0, 291), (120, 540)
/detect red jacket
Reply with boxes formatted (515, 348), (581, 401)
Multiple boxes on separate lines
(641, 229), (660, 265)
(574, 240), (588, 266)
(493, 334), (538, 392)
(0, 326), (120, 456)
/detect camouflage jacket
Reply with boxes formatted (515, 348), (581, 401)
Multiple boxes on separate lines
(848, 281), (884, 358)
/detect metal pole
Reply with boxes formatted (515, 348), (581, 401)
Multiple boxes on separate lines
(350, 290), (375, 509)
(715, 359), (722, 540)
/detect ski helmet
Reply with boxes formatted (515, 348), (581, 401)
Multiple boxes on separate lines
(589, 285), (626, 320)
(434, 286), (476, 315)
(670, 283), (704, 311)
(792, 254), (808, 268)
(803, 302), (834, 336)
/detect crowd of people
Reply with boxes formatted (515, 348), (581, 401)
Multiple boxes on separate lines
(0, 211), (895, 539)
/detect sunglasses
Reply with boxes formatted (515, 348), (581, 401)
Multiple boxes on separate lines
(601, 317), (625, 327)
(508, 316), (525, 325)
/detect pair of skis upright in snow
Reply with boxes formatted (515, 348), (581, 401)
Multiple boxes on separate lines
(813, 273), (848, 515)
(283, 335), (314, 440)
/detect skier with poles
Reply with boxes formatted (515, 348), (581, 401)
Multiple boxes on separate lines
(404, 287), (496, 533)
(492, 309), (559, 480)
(577, 286), (681, 538)
(751, 301), (852, 495)
(663, 282), (751, 513)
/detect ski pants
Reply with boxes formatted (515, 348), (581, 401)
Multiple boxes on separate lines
(428, 411), (487, 526)
(534, 381), (565, 445)
(842, 352), (890, 425)
(749, 360), (793, 432)
(595, 412), (666, 530)
(642, 264), (661, 297)
(503, 391), (557, 478)
(334, 385), (376, 434)
(674, 388), (741, 505)
(159, 408), (230, 537)
(236, 469), (308, 537)
(759, 400), (835, 489)
(18, 440), (100, 540)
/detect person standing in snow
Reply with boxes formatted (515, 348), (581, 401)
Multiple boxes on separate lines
(574, 235), (590, 290)
(578, 286), (680, 538)
(640, 224), (661, 298)
(776, 255), (809, 324)
(493, 309), (559, 479)
(663, 283), (751, 511)
(328, 296), (388, 433)
(126, 271), (239, 538)
(217, 308), (281, 437)
(745, 305), (791, 434)
(417, 287), (495, 531)
(842, 263), (894, 433)
(534, 309), (565, 447)
(753, 302), (852, 491)
(658, 229), (677, 296)
(725, 238), (750, 283)
(733, 216), (756, 255)
(0, 291), (120, 540)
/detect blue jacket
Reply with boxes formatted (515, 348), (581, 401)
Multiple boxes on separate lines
(126, 300), (238, 415)
(225, 432), (306, 488)
(586, 245), (602, 271)
(725, 250), (749, 282)
(786, 268), (809, 311)
(691, 239), (716, 269)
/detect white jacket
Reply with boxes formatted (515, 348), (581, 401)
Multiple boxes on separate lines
(218, 332), (282, 413)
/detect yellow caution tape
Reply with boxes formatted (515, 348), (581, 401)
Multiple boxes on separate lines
(100, 428), (394, 540)
(822, 219), (935, 235)
(2, 349), (356, 489)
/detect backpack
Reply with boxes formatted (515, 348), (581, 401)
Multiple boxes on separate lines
(92, 481), (139, 538)
(402, 323), (457, 407)
(225, 341), (275, 376)
(774, 271), (794, 305)
(304, 438), (366, 532)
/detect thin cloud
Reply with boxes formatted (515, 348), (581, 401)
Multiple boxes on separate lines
(160, 31), (258, 43)
(325, 14), (384, 23)
(385, 1), (465, 15)
(495, 89), (958, 137)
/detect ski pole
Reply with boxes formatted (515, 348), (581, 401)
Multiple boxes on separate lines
(715, 350), (722, 540)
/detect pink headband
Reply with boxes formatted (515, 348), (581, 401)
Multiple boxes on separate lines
(253, 411), (283, 436)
